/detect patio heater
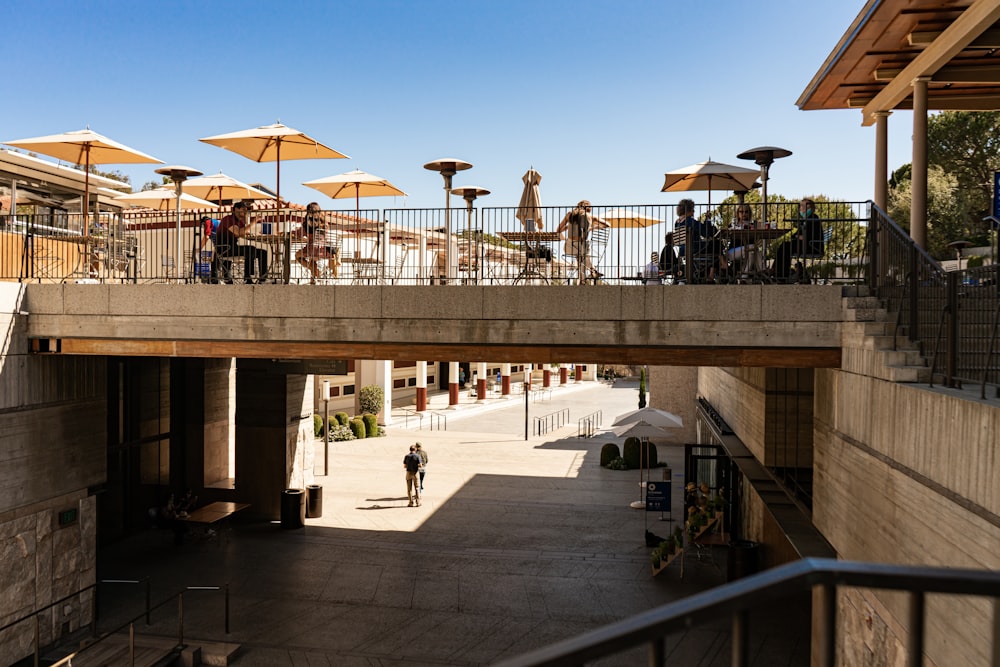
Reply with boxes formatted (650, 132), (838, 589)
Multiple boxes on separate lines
(424, 159), (472, 284)
(155, 165), (203, 281)
(450, 185), (490, 284)
(736, 147), (792, 228)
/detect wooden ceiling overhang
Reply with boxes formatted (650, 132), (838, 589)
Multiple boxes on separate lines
(798, 0), (1000, 125)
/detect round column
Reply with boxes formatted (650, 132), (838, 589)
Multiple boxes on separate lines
(448, 361), (459, 407)
(574, 364), (582, 382)
(543, 367), (551, 387)
(415, 361), (427, 411)
(501, 363), (511, 398)
(476, 362), (487, 403)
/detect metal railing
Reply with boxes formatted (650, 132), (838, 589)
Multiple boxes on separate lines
(425, 410), (447, 431)
(868, 203), (1000, 396)
(577, 410), (603, 438)
(493, 558), (1000, 667)
(533, 408), (569, 435)
(1, 201), (874, 285)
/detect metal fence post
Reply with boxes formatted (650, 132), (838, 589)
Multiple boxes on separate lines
(946, 271), (959, 387)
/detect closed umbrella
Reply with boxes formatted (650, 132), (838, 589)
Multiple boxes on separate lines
(4, 128), (162, 237)
(515, 168), (544, 230)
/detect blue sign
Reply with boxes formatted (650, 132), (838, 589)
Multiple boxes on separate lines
(993, 172), (1000, 220)
(645, 481), (670, 512)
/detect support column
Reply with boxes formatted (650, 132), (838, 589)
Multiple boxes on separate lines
(559, 366), (568, 385)
(501, 363), (511, 398)
(574, 364), (582, 382)
(476, 362), (487, 403)
(415, 360), (427, 411)
(448, 361), (459, 408)
(543, 366), (551, 387)
(355, 360), (393, 425)
(911, 76), (930, 250)
(874, 111), (891, 211)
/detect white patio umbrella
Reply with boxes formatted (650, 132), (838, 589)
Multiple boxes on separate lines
(181, 172), (272, 206)
(610, 417), (683, 509)
(613, 406), (683, 429)
(4, 128), (162, 237)
(661, 160), (760, 213)
(114, 188), (218, 210)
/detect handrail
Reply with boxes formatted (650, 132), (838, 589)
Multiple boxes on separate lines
(48, 584), (229, 667)
(577, 410), (603, 438)
(533, 408), (569, 435)
(426, 410), (447, 431)
(493, 558), (1000, 667)
(398, 407), (423, 429)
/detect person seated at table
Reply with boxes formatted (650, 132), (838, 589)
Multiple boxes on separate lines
(725, 204), (757, 274)
(773, 197), (823, 283)
(658, 231), (681, 282)
(674, 199), (726, 283)
(216, 200), (268, 284)
(295, 202), (339, 283)
(556, 200), (606, 283)
(643, 251), (663, 284)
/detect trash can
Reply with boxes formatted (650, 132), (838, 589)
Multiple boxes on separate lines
(727, 540), (760, 581)
(280, 488), (305, 529)
(306, 484), (323, 518)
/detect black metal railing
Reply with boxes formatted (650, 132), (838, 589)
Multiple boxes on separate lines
(533, 408), (570, 435)
(493, 558), (1000, 667)
(577, 410), (603, 438)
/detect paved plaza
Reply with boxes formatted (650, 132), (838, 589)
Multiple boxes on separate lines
(96, 380), (809, 666)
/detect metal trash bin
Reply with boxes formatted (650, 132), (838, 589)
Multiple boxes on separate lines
(280, 488), (305, 529)
(306, 484), (323, 518)
(727, 540), (760, 581)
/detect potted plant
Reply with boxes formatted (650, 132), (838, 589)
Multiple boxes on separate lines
(650, 548), (662, 569)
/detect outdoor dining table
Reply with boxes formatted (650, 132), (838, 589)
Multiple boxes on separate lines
(243, 232), (292, 283)
(717, 227), (787, 282)
(499, 230), (561, 284)
(341, 255), (382, 283)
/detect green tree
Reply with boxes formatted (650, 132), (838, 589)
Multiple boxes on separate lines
(638, 368), (647, 409)
(359, 385), (384, 416)
(887, 164), (977, 258)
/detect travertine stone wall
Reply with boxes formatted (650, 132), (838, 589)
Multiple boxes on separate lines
(203, 359), (234, 487)
(0, 283), (103, 664)
(647, 366), (698, 444)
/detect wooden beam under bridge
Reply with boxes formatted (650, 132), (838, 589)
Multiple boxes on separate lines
(32, 337), (842, 369)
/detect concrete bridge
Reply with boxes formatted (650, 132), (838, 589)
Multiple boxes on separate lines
(23, 283), (844, 367)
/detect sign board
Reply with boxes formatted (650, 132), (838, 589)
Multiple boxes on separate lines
(645, 481), (670, 512)
(994, 171), (1000, 220)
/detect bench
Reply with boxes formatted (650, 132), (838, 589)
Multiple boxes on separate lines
(176, 501), (250, 542)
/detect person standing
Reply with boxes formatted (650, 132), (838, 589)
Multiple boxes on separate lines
(403, 444), (422, 507)
(415, 442), (429, 491)
(556, 200), (605, 283)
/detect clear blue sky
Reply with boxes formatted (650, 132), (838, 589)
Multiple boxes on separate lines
(4, 1), (911, 211)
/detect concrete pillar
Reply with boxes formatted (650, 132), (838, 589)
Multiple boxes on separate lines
(355, 360), (393, 425)
(476, 362), (487, 403)
(501, 362), (511, 398)
(874, 111), (891, 211)
(543, 367), (551, 387)
(559, 366), (568, 385)
(911, 76), (930, 250)
(416, 360), (427, 411)
(574, 364), (582, 382)
(448, 361), (459, 408)
(235, 363), (314, 520)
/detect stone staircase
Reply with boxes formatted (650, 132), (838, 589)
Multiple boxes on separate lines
(840, 288), (931, 383)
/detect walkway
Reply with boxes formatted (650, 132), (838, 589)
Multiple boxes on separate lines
(96, 380), (809, 666)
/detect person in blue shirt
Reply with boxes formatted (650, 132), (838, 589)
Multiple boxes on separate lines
(674, 199), (725, 282)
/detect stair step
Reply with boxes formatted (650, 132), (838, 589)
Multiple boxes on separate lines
(842, 320), (893, 336)
(883, 365), (932, 383)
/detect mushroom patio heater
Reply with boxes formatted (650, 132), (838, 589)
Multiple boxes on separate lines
(736, 147), (792, 228)
(450, 185), (490, 284)
(155, 165), (204, 281)
(424, 159), (472, 284)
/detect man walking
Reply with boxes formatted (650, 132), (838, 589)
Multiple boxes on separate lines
(415, 443), (428, 491)
(403, 444), (422, 507)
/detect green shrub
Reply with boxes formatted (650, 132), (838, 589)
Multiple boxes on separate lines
(349, 417), (366, 439)
(330, 424), (355, 441)
(600, 442), (621, 467)
(335, 412), (349, 426)
(327, 416), (337, 437)
(358, 385), (384, 416)
(623, 437), (641, 468)
(313, 414), (324, 437)
(638, 368), (647, 408)
(606, 456), (628, 470)
(362, 413), (379, 437)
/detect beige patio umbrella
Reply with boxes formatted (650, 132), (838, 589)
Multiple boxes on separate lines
(612, 406), (684, 429)
(661, 159), (760, 213)
(199, 122), (348, 224)
(180, 172), (272, 206)
(4, 128), (162, 237)
(601, 208), (663, 280)
(515, 168), (544, 230)
(114, 188), (219, 211)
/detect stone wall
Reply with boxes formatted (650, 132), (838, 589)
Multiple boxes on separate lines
(0, 283), (104, 662)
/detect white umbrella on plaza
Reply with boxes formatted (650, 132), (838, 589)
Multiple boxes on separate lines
(613, 406), (683, 429)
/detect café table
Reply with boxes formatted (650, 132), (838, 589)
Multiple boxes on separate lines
(499, 230), (561, 284)
(717, 227), (787, 283)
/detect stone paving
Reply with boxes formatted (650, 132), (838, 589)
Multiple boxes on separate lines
(97, 380), (809, 666)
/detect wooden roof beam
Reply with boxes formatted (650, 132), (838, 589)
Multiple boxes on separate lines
(909, 27), (1000, 48)
(875, 63), (1000, 83)
(861, 0), (1000, 125)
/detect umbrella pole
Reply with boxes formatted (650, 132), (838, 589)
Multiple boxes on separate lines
(276, 140), (282, 284)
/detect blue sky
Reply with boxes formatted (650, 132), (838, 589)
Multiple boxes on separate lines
(4, 1), (912, 211)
